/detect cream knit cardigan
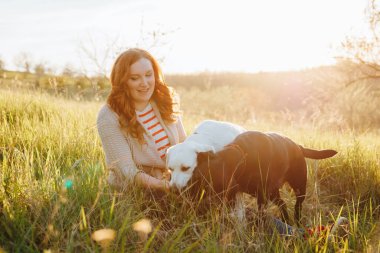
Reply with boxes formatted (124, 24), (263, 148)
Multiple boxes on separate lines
(97, 101), (186, 185)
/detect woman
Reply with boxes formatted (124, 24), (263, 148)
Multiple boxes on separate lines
(97, 48), (186, 192)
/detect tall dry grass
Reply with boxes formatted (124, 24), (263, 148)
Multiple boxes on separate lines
(0, 67), (380, 252)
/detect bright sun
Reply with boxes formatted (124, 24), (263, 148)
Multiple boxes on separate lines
(0, 0), (368, 74)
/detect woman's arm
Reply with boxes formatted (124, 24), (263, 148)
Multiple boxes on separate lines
(97, 107), (139, 179)
(97, 106), (169, 192)
(176, 115), (187, 143)
(134, 172), (169, 192)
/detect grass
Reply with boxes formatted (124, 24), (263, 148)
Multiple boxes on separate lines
(0, 87), (379, 252)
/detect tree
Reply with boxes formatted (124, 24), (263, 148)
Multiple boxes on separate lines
(14, 52), (33, 73)
(0, 57), (5, 71)
(34, 63), (45, 76)
(77, 20), (177, 77)
(62, 64), (76, 77)
(339, 0), (380, 85)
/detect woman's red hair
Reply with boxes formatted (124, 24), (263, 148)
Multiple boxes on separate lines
(107, 48), (179, 143)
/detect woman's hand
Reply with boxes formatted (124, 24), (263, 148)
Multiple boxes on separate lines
(160, 179), (170, 193)
(135, 171), (170, 192)
(153, 177), (170, 192)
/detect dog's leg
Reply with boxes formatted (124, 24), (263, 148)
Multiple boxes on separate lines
(256, 190), (267, 223)
(294, 196), (304, 225)
(286, 160), (307, 225)
(270, 190), (290, 224)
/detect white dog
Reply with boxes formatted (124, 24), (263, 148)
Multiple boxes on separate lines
(166, 120), (246, 189)
(166, 120), (247, 221)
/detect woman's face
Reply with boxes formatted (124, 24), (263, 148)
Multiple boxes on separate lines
(127, 57), (155, 111)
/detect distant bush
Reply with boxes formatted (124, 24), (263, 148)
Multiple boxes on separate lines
(0, 57), (5, 71)
(1, 66), (380, 130)
(34, 63), (45, 76)
(75, 76), (91, 89)
(62, 64), (76, 77)
(95, 77), (110, 90)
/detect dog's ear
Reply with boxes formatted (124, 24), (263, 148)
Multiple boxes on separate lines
(193, 143), (215, 153)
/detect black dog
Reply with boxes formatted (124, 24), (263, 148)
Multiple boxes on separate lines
(192, 131), (337, 224)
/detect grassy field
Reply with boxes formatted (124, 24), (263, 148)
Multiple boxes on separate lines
(0, 75), (380, 252)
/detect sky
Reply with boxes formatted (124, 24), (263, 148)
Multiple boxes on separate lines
(0, 0), (369, 75)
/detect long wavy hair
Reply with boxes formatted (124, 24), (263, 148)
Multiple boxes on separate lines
(107, 48), (179, 143)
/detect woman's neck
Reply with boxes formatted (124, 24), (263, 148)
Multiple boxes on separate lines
(134, 101), (150, 112)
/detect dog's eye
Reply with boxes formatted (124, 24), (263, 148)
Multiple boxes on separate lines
(168, 167), (173, 172)
(181, 166), (190, 172)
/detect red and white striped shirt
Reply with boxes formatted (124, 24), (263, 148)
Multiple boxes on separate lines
(136, 103), (170, 159)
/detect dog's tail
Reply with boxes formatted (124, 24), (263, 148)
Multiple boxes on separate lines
(299, 146), (338, 159)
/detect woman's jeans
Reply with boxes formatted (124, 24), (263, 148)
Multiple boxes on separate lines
(272, 217), (305, 236)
